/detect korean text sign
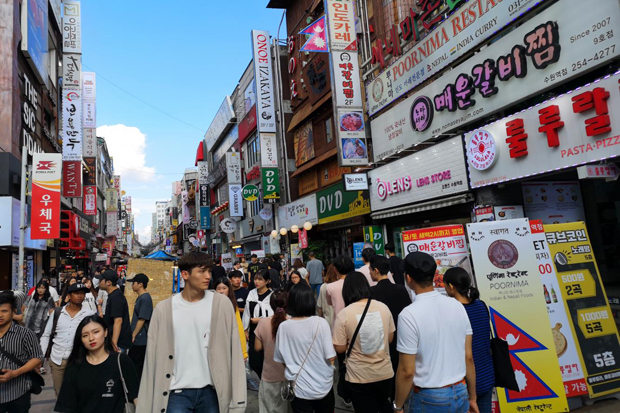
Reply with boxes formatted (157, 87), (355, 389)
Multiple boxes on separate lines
(31, 153), (62, 239)
(545, 222), (620, 398)
(466, 219), (568, 412)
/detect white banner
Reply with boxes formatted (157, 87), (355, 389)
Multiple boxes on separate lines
(62, 90), (82, 161)
(197, 161), (209, 185)
(333, 51), (363, 108)
(278, 194), (319, 229)
(62, 1), (81, 54)
(226, 152), (242, 184)
(229, 184), (243, 217)
(83, 128), (96, 157)
(82, 72), (96, 100)
(365, 0), (545, 115)
(465, 73), (620, 188)
(326, 0), (356, 51)
(62, 53), (81, 89)
(260, 132), (278, 167)
(106, 211), (117, 236)
(370, 0), (620, 162)
(252, 30), (276, 133)
(83, 101), (96, 128)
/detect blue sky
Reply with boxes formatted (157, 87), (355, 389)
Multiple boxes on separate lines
(87, 1), (285, 241)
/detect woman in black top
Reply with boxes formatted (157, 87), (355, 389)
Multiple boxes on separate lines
(55, 315), (139, 413)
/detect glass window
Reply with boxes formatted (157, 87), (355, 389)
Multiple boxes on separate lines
(325, 117), (333, 143)
(247, 187), (263, 218)
(246, 134), (260, 168)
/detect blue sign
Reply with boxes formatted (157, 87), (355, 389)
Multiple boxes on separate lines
(24, 0), (48, 83)
(200, 207), (211, 229)
(235, 247), (243, 256)
(353, 242), (364, 269)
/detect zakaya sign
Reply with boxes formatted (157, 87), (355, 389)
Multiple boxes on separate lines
(370, 0), (620, 162)
(31, 153), (62, 239)
(545, 222), (620, 398)
(251, 30), (276, 133)
(466, 73), (620, 188)
(467, 219), (568, 412)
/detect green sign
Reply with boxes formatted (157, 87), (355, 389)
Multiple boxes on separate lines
(242, 184), (259, 201)
(317, 181), (370, 224)
(363, 226), (385, 255)
(261, 168), (280, 203)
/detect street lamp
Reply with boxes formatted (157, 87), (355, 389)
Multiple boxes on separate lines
(280, 228), (288, 236)
(271, 230), (278, 238)
(291, 225), (299, 233)
(303, 221), (313, 231)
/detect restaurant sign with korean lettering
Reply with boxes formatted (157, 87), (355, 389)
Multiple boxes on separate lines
(326, 0), (356, 51)
(62, 90), (83, 161)
(278, 194), (319, 229)
(370, 0), (620, 163)
(62, 1), (81, 54)
(317, 181), (370, 225)
(466, 73), (620, 188)
(31, 153), (62, 239)
(260, 133), (278, 167)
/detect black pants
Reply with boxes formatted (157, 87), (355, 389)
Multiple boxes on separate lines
(291, 388), (335, 413)
(346, 378), (393, 413)
(0, 392), (30, 413)
(128, 344), (147, 383)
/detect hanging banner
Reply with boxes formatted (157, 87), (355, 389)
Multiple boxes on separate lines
(251, 30), (276, 133)
(466, 218), (568, 412)
(61, 160), (82, 197)
(106, 211), (117, 236)
(529, 220), (588, 397)
(299, 228), (308, 249)
(82, 72), (96, 100)
(402, 225), (472, 293)
(226, 152), (242, 184)
(229, 184), (243, 217)
(62, 53), (81, 89)
(545, 222), (620, 398)
(31, 153), (62, 239)
(62, 1), (81, 54)
(363, 226), (385, 255)
(83, 128), (96, 157)
(199, 206), (211, 230)
(326, 0), (356, 51)
(105, 188), (118, 212)
(260, 132), (278, 167)
(83, 185), (96, 215)
(262, 167), (280, 203)
(62, 89), (82, 161)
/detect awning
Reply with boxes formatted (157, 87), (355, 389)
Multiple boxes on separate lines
(195, 141), (205, 166)
(290, 147), (338, 178)
(241, 234), (262, 243)
(370, 193), (474, 220)
(287, 92), (332, 133)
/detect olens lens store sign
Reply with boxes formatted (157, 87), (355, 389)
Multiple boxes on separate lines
(369, 0), (620, 162)
(317, 181), (370, 225)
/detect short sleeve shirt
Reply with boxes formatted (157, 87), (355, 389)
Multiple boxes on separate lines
(234, 287), (249, 310)
(255, 317), (286, 383)
(130, 293), (153, 346)
(103, 289), (132, 350)
(333, 300), (395, 383)
(306, 259), (325, 284)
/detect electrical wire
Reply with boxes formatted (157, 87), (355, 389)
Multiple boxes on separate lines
(114, 165), (194, 176)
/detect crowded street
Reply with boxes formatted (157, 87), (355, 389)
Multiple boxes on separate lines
(2, 0), (620, 412)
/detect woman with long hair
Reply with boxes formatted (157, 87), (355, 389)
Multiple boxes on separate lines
(317, 264), (339, 331)
(243, 269), (274, 378)
(289, 258), (308, 282)
(213, 277), (248, 360)
(54, 315), (139, 413)
(444, 267), (494, 413)
(286, 270), (306, 291)
(23, 280), (55, 338)
(254, 290), (289, 413)
(81, 277), (98, 313)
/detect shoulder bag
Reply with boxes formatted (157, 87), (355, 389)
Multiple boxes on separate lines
(482, 301), (520, 392)
(281, 321), (321, 401)
(0, 341), (44, 395)
(117, 354), (136, 413)
(337, 298), (372, 402)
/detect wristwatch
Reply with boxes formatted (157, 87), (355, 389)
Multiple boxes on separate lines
(392, 402), (404, 412)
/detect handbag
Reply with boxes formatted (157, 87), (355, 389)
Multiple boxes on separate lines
(0, 341), (44, 395)
(483, 301), (520, 392)
(117, 353), (136, 413)
(337, 298), (372, 402)
(281, 322), (321, 401)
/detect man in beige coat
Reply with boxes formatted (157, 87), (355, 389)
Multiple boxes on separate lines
(137, 252), (246, 413)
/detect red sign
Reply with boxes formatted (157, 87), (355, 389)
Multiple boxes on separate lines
(238, 105), (257, 144)
(62, 160), (82, 197)
(246, 165), (260, 181)
(83, 186), (97, 215)
(299, 228), (308, 249)
(31, 153), (62, 239)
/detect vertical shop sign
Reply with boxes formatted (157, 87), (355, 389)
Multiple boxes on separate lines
(62, 90), (82, 161)
(62, 53), (81, 89)
(229, 184), (243, 217)
(299, 228), (309, 249)
(31, 153), (62, 239)
(62, 160), (82, 197)
(62, 1), (81, 53)
(200, 207), (211, 230)
(226, 152), (242, 184)
(197, 161), (209, 185)
(545, 222), (620, 398)
(467, 219), (568, 412)
(82, 72), (96, 99)
(325, 0), (368, 166)
(529, 220), (588, 397)
(113, 175), (121, 193)
(402, 225), (472, 293)
(83, 157), (97, 215)
(262, 167), (280, 203)
(198, 184), (210, 207)
(83, 128), (96, 157)
(105, 188), (118, 212)
(260, 133), (278, 167)
(83, 101), (96, 128)
(251, 30), (276, 133)
(106, 211), (117, 236)
(363, 226), (385, 255)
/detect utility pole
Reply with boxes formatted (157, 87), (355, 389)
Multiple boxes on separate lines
(18, 145), (28, 293)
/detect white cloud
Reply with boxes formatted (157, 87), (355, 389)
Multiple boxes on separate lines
(97, 124), (156, 182)
(137, 225), (152, 242)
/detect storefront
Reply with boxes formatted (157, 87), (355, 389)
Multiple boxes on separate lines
(277, 194), (319, 263)
(368, 137), (473, 257)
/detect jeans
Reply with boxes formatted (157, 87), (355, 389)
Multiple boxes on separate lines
(477, 389), (493, 413)
(167, 386), (220, 413)
(346, 378), (393, 413)
(310, 283), (322, 298)
(0, 392), (30, 413)
(128, 344), (147, 385)
(291, 388), (335, 413)
(409, 383), (469, 413)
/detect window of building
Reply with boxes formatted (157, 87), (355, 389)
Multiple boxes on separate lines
(246, 134), (260, 168)
(247, 190), (263, 218)
(325, 117), (333, 143)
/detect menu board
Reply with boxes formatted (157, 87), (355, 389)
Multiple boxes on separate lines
(522, 182), (585, 224)
(545, 222), (620, 397)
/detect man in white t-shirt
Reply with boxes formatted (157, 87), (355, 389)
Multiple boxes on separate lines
(393, 252), (478, 413)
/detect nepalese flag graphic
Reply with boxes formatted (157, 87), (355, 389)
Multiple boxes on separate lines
(299, 16), (328, 53)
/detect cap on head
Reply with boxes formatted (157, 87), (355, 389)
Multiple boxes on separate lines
(404, 252), (437, 284)
(101, 269), (118, 283)
(68, 283), (90, 294)
(126, 273), (149, 288)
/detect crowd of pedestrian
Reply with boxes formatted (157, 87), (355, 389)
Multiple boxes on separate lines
(0, 246), (495, 413)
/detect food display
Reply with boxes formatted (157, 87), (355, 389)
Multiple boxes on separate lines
(340, 112), (363, 131)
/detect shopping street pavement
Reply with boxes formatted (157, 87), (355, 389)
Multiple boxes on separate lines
(30, 360), (620, 412)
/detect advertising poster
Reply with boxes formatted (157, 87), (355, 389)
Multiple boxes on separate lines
(353, 242), (364, 269)
(474, 206), (495, 223)
(31, 153), (62, 239)
(467, 219), (568, 412)
(221, 253), (233, 272)
(545, 222), (620, 397)
(290, 245), (302, 263)
(402, 225), (471, 293)
(494, 206), (525, 221)
(363, 226), (385, 255)
(22, 0), (48, 83)
(523, 182), (585, 225)
(252, 249), (266, 259)
(530, 220), (587, 397)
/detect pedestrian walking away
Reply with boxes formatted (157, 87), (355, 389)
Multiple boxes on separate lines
(137, 252), (246, 413)
(358, 248), (394, 287)
(126, 273), (153, 385)
(385, 244), (405, 286)
(306, 252), (325, 297)
(316, 264), (339, 332)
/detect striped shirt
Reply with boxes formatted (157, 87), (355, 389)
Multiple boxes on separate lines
(0, 321), (44, 403)
(463, 299), (495, 395)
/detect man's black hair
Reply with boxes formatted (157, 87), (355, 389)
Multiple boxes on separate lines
(369, 255), (391, 276)
(385, 243), (395, 253)
(264, 258), (273, 267)
(228, 270), (243, 279)
(287, 283), (316, 317)
(404, 252), (436, 288)
(177, 251), (213, 274)
(0, 291), (17, 310)
(362, 248), (376, 263)
(332, 255), (355, 276)
(342, 271), (371, 307)
(251, 254), (258, 259)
